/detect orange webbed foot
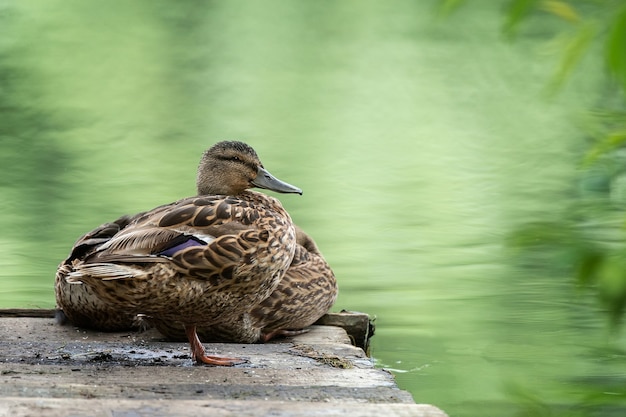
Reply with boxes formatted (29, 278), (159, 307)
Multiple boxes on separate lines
(194, 353), (248, 366)
(185, 324), (248, 366)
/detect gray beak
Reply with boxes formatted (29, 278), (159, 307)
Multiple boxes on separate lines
(251, 167), (302, 195)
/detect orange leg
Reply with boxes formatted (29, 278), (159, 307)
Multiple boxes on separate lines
(260, 328), (309, 343)
(184, 325), (247, 366)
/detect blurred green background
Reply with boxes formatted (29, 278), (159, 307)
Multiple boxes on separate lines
(2, 1), (626, 415)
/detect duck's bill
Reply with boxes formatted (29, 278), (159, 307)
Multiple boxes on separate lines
(252, 167), (302, 195)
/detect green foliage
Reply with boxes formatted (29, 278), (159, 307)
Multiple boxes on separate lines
(512, 1), (626, 327)
(502, 0), (541, 36)
(505, 377), (626, 417)
(440, 0), (626, 327)
(585, 128), (626, 166)
(544, 21), (596, 93)
(506, 217), (626, 327)
(606, 4), (626, 92)
(595, 253), (626, 327)
(540, 0), (580, 23)
(440, 1), (624, 95)
(437, 0), (468, 17)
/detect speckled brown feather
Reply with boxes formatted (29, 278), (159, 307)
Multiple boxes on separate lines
(55, 214), (144, 330)
(57, 191), (296, 328)
(150, 226), (338, 343)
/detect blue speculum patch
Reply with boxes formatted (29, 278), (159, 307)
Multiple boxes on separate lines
(158, 236), (206, 257)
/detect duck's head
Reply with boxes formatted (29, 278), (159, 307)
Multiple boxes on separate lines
(196, 141), (303, 196)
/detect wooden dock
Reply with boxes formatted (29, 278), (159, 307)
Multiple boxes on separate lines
(0, 310), (447, 417)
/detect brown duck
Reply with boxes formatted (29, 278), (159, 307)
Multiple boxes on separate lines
(56, 142), (337, 365)
(56, 141), (309, 365)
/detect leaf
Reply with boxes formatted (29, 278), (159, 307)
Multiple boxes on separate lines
(596, 255), (626, 328)
(576, 250), (604, 287)
(506, 221), (584, 254)
(540, 1), (580, 24)
(502, 0), (540, 38)
(437, 0), (467, 17)
(606, 5), (626, 93)
(544, 22), (596, 94)
(584, 129), (626, 165)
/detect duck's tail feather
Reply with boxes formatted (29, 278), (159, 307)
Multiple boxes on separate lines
(67, 262), (150, 282)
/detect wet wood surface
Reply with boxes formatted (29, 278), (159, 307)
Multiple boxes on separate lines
(0, 311), (447, 417)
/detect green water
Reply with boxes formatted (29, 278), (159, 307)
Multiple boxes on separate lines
(1, 1), (625, 415)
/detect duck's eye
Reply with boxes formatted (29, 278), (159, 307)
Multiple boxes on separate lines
(231, 156), (241, 162)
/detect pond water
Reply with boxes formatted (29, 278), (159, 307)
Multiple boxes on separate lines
(1, 1), (625, 415)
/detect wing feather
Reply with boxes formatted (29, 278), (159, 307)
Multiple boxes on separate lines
(67, 262), (150, 282)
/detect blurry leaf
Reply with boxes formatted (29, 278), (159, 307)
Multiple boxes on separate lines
(576, 250), (604, 286)
(540, 1), (580, 24)
(545, 22), (596, 94)
(506, 221), (574, 248)
(584, 109), (626, 128)
(437, 0), (467, 17)
(606, 5), (626, 93)
(597, 255), (626, 328)
(578, 110), (626, 166)
(504, 381), (589, 417)
(584, 129), (626, 165)
(502, 0), (540, 37)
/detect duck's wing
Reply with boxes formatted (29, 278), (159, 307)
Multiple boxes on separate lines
(62, 214), (137, 263)
(68, 196), (267, 284)
(82, 195), (251, 259)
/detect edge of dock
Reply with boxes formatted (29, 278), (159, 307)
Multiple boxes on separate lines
(0, 310), (448, 417)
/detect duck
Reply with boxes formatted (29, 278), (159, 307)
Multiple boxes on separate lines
(149, 224), (338, 343)
(55, 141), (303, 366)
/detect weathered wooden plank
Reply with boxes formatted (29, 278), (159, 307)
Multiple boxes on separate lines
(0, 308), (56, 318)
(0, 398), (448, 417)
(315, 310), (374, 353)
(0, 314), (448, 417)
(0, 310), (374, 348)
